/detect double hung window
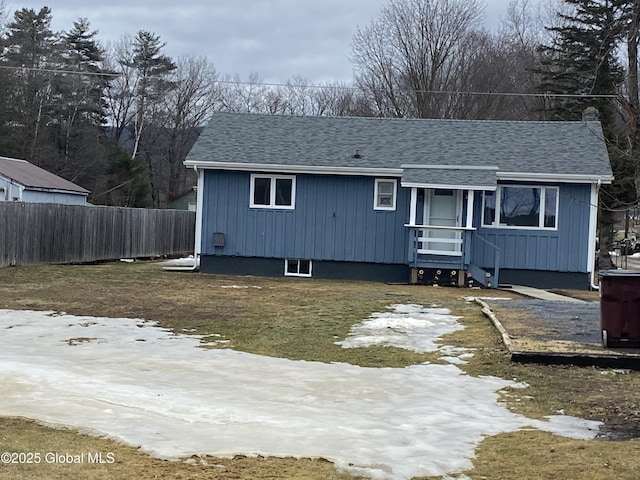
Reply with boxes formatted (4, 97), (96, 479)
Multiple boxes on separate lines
(374, 179), (397, 211)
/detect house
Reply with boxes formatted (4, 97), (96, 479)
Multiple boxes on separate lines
(0, 156), (89, 205)
(168, 187), (197, 212)
(184, 112), (613, 289)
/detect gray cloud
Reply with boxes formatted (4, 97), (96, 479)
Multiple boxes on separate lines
(6, 0), (510, 83)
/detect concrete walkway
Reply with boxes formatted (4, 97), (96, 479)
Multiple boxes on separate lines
(502, 285), (585, 302)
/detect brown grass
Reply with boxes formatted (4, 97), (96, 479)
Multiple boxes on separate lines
(0, 418), (358, 480)
(1, 261), (640, 480)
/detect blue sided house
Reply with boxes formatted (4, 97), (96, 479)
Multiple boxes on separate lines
(184, 111), (613, 289)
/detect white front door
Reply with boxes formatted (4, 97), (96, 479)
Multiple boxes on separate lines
(425, 189), (462, 254)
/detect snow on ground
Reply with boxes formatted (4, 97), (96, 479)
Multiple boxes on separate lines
(160, 256), (199, 268)
(336, 304), (463, 354)
(0, 307), (600, 480)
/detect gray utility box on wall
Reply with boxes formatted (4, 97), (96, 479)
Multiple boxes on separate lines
(212, 232), (225, 248)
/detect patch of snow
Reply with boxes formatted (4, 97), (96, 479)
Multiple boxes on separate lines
(0, 309), (601, 480)
(336, 304), (477, 366)
(336, 304), (463, 353)
(474, 296), (513, 301)
(220, 285), (262, 289)
(160, 255), (199, 267)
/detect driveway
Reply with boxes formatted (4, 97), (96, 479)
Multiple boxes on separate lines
(0, 305), (600, 480)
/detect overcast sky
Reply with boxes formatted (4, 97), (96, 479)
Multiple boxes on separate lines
(5, 1), (512, 83)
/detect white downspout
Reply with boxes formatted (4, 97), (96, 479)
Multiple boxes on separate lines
(190, 165), (204, 271)
(163, 167), (203, 272)
(589, 181), (601, 290)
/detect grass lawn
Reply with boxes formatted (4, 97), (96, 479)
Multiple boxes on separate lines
(0, 261), (639, 479)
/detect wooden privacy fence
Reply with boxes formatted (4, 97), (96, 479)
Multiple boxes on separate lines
(0, 202), (196, 268)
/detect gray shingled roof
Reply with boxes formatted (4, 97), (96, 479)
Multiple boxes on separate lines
(186, 112), (613, 179)
(0, 157), (89, 194)
(401, 166), (498, 190)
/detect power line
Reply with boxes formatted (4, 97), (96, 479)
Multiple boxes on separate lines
(0, 64), (121, 77)
(0, 64), (620, 99)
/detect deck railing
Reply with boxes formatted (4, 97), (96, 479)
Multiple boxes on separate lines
(406, 225), (502, 286)
(471, 233), (502, 286)
(406, 225), (474, 265)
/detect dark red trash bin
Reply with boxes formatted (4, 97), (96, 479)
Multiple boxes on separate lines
(599, 270), (640, 348)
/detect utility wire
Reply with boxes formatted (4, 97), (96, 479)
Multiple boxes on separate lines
(0, 64), (621, 99)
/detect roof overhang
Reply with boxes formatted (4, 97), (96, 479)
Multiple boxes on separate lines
(497, 172), (614, 184)
(26, 186), (89, 196)
(400, 165), (498, 191)
(7, 176), (90, 196)
(185, 161), (614, 186)
(184, 160), (403, 177)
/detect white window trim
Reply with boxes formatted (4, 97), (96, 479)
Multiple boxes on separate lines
(482, 185), (559, 231)
(250, 174), (296, 209)
(374, 178), (397, 211)
(284, 259), (312, 277)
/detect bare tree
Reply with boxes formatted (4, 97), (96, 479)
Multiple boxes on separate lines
(150, 55), (220, 205)
(0, 1), (8, 35)
(217, 72), (271, 113)
(351, 0), (485, 118)
(102, 35), (138, 143)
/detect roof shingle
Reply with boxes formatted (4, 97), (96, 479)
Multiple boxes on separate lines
(186, 112), (613, 179)
(0, 157), (89, 195)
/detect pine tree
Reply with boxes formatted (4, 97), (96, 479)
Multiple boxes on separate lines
(537, 0), (626, 124)
(126, 30), (177, 160)
(1, 7), (59, 162)
(537, 0), (633, 269)
(50, 18), (111, 187)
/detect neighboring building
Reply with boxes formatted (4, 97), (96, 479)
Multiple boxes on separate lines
(0, 156), (89, 205)
(168, 187), (197, 212)
(184, 112), (613, 289)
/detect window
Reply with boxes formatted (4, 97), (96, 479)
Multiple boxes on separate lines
(285, 259), (312, 277)
(250, 174), (296, 209)
(482, 186), (558, 229)
(374, 179), (397, 211)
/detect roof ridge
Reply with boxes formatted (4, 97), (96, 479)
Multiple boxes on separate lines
(212, 111), (595, 125)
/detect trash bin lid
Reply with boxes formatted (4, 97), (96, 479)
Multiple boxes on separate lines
(599, 269), (640, 277)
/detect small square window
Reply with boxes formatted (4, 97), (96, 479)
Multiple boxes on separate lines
(374, 179), (397, 211)
(285, 259), (312, 277)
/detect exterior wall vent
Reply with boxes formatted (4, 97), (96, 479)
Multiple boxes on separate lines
(212, 232), (225, 247)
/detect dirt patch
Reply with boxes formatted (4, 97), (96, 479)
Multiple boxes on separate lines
(65, 337), (99, 346)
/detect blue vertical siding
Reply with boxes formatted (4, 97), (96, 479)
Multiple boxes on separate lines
(472, 183), (591, 273)
(201, 170), (409, 264)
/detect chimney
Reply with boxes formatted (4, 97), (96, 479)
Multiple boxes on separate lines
(582, 106), (600, 122)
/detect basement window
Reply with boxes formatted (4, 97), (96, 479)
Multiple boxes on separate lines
(285, 259), (312, 277)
